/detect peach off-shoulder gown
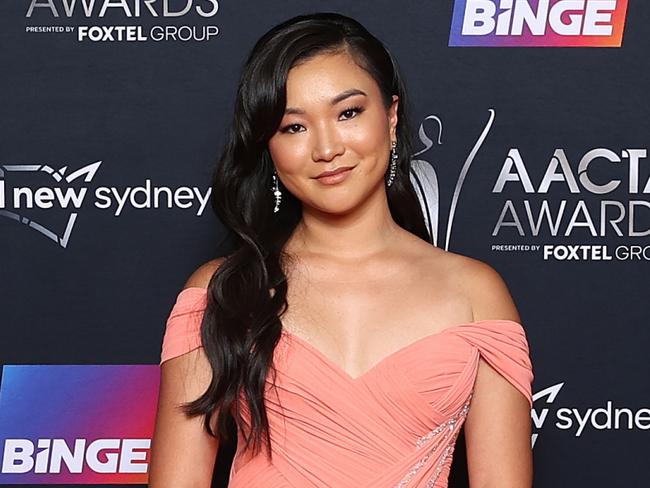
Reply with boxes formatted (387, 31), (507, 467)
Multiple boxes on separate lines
(159, 287), (534, 488)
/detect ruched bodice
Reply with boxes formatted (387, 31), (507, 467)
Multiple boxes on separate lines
(160, 287), (534, 487)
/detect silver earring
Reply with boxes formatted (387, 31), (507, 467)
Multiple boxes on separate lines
(271, 169), (282, 213)
(387, 140), (398, 187)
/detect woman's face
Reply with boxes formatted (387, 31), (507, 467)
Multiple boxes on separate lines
(267, 51), (398, 215)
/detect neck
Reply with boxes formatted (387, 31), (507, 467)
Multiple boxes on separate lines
(285, 187), (401, 263)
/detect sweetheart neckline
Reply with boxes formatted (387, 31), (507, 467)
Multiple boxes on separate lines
(279, 319), (522, 383)
(177, 286), (523, 383)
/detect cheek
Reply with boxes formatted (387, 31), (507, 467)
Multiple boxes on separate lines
(268, 137), (309, 174)
(345, 112), (389, 154)
(343, 117), (390, 175)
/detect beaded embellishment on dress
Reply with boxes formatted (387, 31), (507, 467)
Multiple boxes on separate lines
(394, 392), (473, 488)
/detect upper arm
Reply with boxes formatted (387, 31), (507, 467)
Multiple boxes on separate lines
(461, 259), (533, 488)
(149, 258), (227, 488)
(464, 258), (520, 324)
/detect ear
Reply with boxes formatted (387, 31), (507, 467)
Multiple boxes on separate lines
(388, 95), (399, 141)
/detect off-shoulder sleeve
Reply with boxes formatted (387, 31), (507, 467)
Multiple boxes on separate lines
(159, 287), (208, 364)
(455, 320), (534, 407)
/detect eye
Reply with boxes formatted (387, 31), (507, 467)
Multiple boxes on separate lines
(341, 106), (363, 120)
(280, 123), (304, 134)
(279, 105), (365, 134)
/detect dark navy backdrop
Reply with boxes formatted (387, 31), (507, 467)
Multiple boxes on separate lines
(1, 1), (648, 487)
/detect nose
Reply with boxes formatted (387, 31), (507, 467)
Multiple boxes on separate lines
(311, 123), (345, 162)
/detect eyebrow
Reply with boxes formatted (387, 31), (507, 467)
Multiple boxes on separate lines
(284, 88), (367, 115)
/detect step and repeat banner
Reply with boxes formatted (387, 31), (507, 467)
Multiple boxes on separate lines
(1, 1), (647, 487)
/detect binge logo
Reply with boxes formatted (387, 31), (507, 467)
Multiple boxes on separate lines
(0, 365), (160, 484)
(449, 0), (629, 47)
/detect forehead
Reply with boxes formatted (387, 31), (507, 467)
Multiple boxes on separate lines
(285, 51), (380, 106)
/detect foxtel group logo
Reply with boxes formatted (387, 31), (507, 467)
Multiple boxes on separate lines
(0, 365), (160, 484)
(0, 161), (211, 248)
(449, 0), (629, 47)
(24, 0), (221, 43)
(531, 382), (650, 447)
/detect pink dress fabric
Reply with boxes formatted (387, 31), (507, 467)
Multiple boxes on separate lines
(160, 286), (534, 488)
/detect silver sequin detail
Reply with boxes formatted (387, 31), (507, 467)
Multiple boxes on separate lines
(394, 393), (473, 488)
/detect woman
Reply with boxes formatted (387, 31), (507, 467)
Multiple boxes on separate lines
(149, 12), (534, 488)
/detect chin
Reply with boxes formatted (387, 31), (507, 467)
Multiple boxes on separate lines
(307, 198), (357, 215)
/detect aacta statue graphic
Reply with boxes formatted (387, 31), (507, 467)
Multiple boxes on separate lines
(410, 108), (495, 251)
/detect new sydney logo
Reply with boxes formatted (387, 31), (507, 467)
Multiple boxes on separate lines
(0, 161), (211, 248)
(532, 382), (650, 447)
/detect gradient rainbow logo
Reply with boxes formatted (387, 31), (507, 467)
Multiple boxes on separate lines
(449, 0), (629, 47)
(0, 365), (159, 484)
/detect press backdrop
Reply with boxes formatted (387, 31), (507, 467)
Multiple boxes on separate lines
(1, 1), (648, 487)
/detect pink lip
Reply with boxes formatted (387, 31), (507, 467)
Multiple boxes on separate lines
(315, 166), (355, 179)
(315, 166), (355, 185)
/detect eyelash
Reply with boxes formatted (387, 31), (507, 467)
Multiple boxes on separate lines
(280, 105), (365, 134)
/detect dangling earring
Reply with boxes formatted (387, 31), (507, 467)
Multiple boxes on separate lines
(271, 169), (282, 213)
(386, 140), (398, 187)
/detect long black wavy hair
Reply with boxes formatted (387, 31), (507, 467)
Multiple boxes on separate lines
(182, 11), (432, 461)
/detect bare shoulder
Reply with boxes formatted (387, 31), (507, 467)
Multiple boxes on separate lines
(432, 249), (521, 324)
(182, 257), (228, 290)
